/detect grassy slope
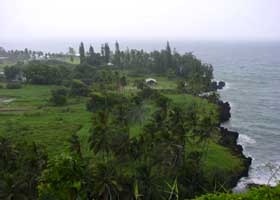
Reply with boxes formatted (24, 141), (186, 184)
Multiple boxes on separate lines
(0, 85), (91, 157)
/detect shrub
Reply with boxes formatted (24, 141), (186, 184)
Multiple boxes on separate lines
(6, 82), (22, 89)
(4, 64), (22, 81)
(50, 87), (68, 106)
(70, 79), (90, 97)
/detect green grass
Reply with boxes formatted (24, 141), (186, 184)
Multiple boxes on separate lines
(203, 141), (244, 181)
(0, 84), (92, 157)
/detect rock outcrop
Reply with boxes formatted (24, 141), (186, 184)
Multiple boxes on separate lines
(219, 127), (252, 187)
(218, 100), (231, 123)
(211, 81), (226, 90)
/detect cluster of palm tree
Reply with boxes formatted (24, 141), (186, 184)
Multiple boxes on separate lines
(0, 137), (47, 200)
(40, 89), (216, 200)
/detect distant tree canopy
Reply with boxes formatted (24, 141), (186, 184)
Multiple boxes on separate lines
(0, 47), (31, 62)
(74, 41), (213, 93)
(23, 60), (72, 85)
(4, 62), (23, 81)
(104, 43), (110, 63)
(3, 42), (214, 96)
(72, 63), (96, 83)
(114, 41), (121, 67)
(79, 42), (85, 64)
(68, 47), (76, 56)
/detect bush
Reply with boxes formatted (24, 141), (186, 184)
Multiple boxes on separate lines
(6, 82), (22, 89)
(50, 87), (68, 106)
(4, 64), (22, 81)
(70, 79), (90, 97)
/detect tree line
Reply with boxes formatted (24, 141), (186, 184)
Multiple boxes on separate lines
(3, 42), (216, 95)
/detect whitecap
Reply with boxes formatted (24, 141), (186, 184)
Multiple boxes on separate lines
(234, 162), (280, 193)
(222, 81), (231, 91)
(238, 134), (256, 145)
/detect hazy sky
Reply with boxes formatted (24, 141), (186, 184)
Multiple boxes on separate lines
(1, 0), (280, 41)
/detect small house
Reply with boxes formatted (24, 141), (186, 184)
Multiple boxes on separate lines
(107, 62), (114, 66)
(145, 78), (157, 86)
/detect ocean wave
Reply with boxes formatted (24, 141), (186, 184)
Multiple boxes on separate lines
(238, 134), (256, 145)
(222, 81), (231, 91)
(234, 161), (280, 193)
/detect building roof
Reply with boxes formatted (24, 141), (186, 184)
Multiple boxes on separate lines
(145, 78), (157, 83)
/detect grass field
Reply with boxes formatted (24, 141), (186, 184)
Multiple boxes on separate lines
(0, 82), (244, 182)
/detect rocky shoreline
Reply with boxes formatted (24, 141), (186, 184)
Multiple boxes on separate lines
(217, 100), (252, 189)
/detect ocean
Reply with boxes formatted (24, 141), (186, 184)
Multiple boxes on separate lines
(2, 40), (280, 189)
(189, 41), (280, 191)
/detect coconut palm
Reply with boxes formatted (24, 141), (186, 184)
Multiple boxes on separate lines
(88, 112), (113, 159)
(92, 162), (122, 200)
(135, 164), (162, 200)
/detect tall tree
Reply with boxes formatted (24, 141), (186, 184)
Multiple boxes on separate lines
(165, 41), (173, 70)
(114, 41), (121, 67)
(68, 47), (76, 56)
(88, 112), (113, 159)
(104, 43), (110, 63)
(79, 42), (85, 64)
(101, 44), (105, 57)
(89, 45), (94, 58)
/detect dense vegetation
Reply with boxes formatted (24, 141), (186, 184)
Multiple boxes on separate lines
(0, 42), (272, 199)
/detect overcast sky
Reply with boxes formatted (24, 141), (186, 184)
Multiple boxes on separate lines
(1, 0), (280, 42)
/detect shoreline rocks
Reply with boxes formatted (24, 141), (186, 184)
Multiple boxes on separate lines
(218, 100), (231, 123)
(217, 100), (252, 189)
(219, 126), (252, 187)
(211, 81), (226, 90)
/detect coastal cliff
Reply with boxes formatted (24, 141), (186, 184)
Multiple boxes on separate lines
(217, 100), (252, 188)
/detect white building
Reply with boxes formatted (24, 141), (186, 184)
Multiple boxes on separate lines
(145, 78), (157, 85)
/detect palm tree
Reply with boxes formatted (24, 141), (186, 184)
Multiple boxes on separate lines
(0, 138), (47, 200)
(135, 164), (162, 200)
(92, 162), (122, 200)
(110, 130), (130, 162)
(0, 137), (17, 171)
(88, 112), (113, 160)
